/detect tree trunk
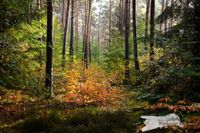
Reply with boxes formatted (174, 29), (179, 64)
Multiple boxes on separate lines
(119, 0), (122, 34)
(164, 0), (168, 33)
(75, 0), (79, 55)
(144, 0), (150, 51)
(170, 0), (174, 30)
(122, 0), (125, 34)
(45, 0), (53, 98)
(193, 0), (200, 67)
(62, 0), (70, 67)
(119, 0), (125, 34)
(132, 0), (140, 71)
(150, 0), (155, 61)
(160, 0), (165, 32)
(124, 0), (130, 84)
(88, 9), (92, 63)
(69, 0), (74, 63)
(89, 38), (92, 63)
(109, 0), (112, 46)
(97, 2), (102, 64)
(84, 0), (92, 69)
(83, 0), (87, 62)
(61, 0), (66, 28)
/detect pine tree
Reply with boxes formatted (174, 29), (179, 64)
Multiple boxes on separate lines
(69, 0), (74, 63)
(132, 0), (140, 71)
(124, 0), (130, 84)
(150, 0), (155, 61)
(45, 0), (53, 97)
(62, 0), (70, 67)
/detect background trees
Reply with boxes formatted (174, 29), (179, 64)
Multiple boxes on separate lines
(1, 0), (199, 103)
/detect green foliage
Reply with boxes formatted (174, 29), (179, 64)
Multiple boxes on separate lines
(139, 42), (200, 99)
(0, 0), (45, 32)
(0, 17), (47, 89)
(103, 32), (124, 72)
(138, 0), (200, 100)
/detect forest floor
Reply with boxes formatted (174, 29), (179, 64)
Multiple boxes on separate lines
(0, 65), (200, 133)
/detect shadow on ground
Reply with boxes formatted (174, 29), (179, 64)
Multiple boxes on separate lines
(1, 107), (144, 133)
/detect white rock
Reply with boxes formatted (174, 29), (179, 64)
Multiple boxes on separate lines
(141, 113), (183, 132)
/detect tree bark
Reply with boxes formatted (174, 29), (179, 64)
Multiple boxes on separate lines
(62, 0), (70, 67)
(45, 0), (53, 97)
(159, 0), (165, 32)
(170, 0), (174, 30)
(109, 0), (112, 46)
(119, 0), (125, 34)
(61, 0), (66, 28)
(124, 0), (130, 84)
(193, 0), (200, 67)
(144, 0), (150, 51)
(75, 0), (79, 55)
(88, 9), (92, 63)
(132, 0), (140, 71)
(97, 2), (102, 64)
(69, 0), (74, 63)
(164, 0), (168, 33)
(84, 0), (92, 69)
(82, 0), (87, 62)
(150, 0), (155, 61)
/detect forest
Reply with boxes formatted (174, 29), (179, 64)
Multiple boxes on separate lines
(0, 0), (200, 132)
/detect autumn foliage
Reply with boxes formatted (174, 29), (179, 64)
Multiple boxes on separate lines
(62, 64), (126, 107)
(146, 97), (200, 113)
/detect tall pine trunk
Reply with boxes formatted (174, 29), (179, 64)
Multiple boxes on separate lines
(144, 0), (150, 50)
(84, 0), (92, 69)
(69, 0), (74, 63)
(62, 0), (70, 67)
(109, 0), (112, 46)
(119, 0), (125, 34)
(45, 0), (53, 97)
(170, 0), (174, 30)
(61, 0), (66, 28)
(193, 0), (200, 66)
(160, 0), (165, 32)
(75, 0), (79, 55)
(83, 0), (87, 62)
(164, 0), (168, 33)
(88, 10), (92, 63)
(150, 0), (155, 61)
(124, 0), (130, 84)
(132, 0), (140, 71)
(97, 2), (102, 64)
